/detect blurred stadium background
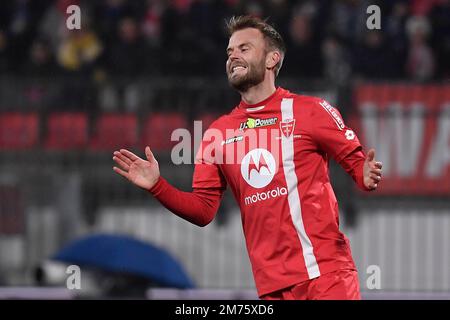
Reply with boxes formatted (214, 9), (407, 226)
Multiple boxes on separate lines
(0, 0), (449, 299)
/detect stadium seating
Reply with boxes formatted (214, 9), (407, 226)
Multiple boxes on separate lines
(0, 185), (24, 234)
(44, 112), (88, 150)
(0, 113), (39, 150)
(196, 113), (219, 132)
(140, 112), (188, 152)
(89, 113), (138, 151)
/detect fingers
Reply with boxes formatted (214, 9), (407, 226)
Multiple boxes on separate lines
(113, 166), (130, 180)
(113, 151), (132, 165)
(369, 166), (382, 184)
(145, 146), (156, 163)
(370, 173), (382, 182)
(119, 149), (140, 162)
(370, 168), (382, 176)
(367, 179), (378, 190)
(374, 161), (383, 169)
(113, 154), (130, 171)
(366, 172), (381, 190)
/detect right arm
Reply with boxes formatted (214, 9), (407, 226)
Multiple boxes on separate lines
(113, 147), (224, 227)
(148, 177), (223, 226)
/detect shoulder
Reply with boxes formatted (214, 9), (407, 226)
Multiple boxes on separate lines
(292, 94), (342, 117)
(291, 94), (346, 130)
(291, 94), (332, 110)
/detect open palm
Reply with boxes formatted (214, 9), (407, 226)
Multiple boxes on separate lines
(113, 147), (160, 190)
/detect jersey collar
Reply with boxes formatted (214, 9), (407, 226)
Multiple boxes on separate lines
(238, 87), (285, 112)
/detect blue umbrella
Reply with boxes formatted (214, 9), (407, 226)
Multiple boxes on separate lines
(52, 233), (194, 289)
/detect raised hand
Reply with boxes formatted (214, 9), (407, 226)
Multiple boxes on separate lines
(113, 146), (160, 190)
(363, 148), (382, 190)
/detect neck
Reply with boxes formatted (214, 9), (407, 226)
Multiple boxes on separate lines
(240, 79), (276, 105)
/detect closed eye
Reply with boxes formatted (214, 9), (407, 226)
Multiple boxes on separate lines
(241, 46), (250, 53)
(226, 43), (252, 57)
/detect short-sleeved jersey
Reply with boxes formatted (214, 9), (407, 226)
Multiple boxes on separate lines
(193, 87), (362, 296)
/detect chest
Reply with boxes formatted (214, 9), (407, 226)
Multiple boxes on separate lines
(216, 111), (317, 186)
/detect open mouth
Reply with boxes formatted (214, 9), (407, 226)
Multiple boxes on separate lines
(231, 65), (247, 76)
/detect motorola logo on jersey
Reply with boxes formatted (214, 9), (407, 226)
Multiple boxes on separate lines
(244, 187), (287, 205)
(241, 148), (277, 189)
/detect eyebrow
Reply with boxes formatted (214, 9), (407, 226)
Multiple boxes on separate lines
(226, 42), (252, 54)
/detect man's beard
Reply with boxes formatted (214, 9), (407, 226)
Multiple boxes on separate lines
(227, 60), (266, 92)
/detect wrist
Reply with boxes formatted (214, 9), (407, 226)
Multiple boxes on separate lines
(148, 175), (163, 194)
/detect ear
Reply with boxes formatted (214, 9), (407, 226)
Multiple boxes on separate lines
(266, 51), (281, 70)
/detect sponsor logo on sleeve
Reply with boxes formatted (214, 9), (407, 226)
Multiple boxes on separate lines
(319, 100), (345, 130)
(345, 129), (355, 140)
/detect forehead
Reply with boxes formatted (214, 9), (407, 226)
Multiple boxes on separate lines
(228, 28), (265, 49)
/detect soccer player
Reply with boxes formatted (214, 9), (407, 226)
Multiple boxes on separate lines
(112, 15), (382, 300)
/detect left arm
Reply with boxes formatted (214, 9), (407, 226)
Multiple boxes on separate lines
(339, 148), (382, 191)
(310, 99), (382, 191)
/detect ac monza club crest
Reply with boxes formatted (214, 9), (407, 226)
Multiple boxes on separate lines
(280, 118), (296, 138)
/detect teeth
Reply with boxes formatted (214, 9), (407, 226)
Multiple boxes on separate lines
(232, 66), (246, 72)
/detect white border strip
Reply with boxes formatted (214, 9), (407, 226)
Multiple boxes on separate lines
(280, 98), (320, 279)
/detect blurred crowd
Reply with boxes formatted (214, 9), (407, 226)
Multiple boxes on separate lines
(0, 0), (449, 83)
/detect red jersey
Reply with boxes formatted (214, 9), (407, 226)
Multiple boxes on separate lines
(191, 87), (364, 296)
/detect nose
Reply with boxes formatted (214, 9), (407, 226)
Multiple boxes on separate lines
(228, 48), (240, 61)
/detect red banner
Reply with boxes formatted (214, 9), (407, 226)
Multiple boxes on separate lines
(352, 84), (450, 195)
